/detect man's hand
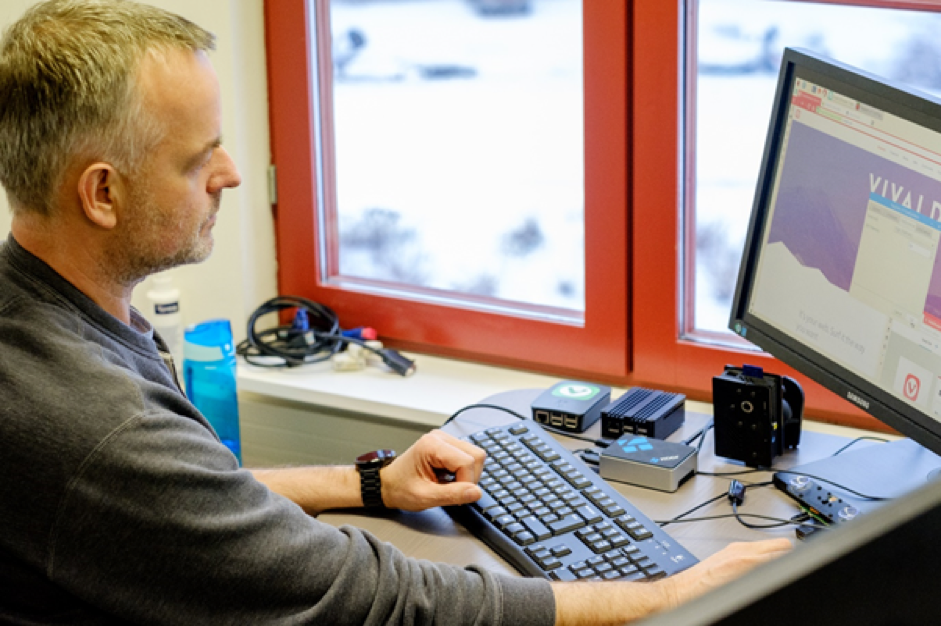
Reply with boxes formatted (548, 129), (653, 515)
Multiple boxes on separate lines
(380, 430), (487, 511)
(551, 538), (793, 625)
(662, 538), (793, 607)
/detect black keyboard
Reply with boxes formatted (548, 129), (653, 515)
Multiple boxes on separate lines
(445, 421), (698, 581)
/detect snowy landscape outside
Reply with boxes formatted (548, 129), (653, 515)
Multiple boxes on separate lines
(323, 0), (941, 337)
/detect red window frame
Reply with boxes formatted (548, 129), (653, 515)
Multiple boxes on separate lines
(264, 0), (631, 379)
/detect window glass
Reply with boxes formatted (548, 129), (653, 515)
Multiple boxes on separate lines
(324, 0), (584, 314)
(692, 0), (941, 337)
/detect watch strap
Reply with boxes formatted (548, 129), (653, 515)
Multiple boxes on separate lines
(359, 464), (385, 508)
(356, 449), (395, 509)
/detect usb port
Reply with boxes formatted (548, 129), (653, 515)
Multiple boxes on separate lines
(564, 415), (579, 430)
(534, 410), (550, 424)
(550, 412), (564, 427)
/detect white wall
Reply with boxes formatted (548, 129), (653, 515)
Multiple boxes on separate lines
(0, 0), (278, 341)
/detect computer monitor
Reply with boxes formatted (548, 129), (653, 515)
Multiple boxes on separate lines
(729, 47), (941, 458)
(633, 47), (941, 626)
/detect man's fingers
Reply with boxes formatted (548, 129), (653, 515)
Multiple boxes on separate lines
(435, 482), (482, 506)
(431, 430), (487, 464)
(426, 430), (486, 483)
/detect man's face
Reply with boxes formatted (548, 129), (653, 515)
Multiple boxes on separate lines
(109, 48), (241, 281)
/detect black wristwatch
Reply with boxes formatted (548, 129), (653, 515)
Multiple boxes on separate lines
(355, 449), (396, 508)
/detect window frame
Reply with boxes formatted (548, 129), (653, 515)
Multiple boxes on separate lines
(265, 0), (910, 429)
(265, 0), (631, 379)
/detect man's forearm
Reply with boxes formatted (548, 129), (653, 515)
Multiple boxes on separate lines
(250, 465), (361, 515)
(551, 580), (676, 626)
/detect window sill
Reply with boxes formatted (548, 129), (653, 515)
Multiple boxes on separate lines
(236, 352), (567, 428)
(237, 352), (892, 441)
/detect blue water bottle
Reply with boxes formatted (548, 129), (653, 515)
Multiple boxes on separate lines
(183, 319), (242, 464)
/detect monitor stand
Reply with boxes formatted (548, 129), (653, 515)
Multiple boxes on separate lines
(773, 438), (941, 523)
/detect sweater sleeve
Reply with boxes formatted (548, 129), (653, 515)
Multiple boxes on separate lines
(47, 410), (556, 626)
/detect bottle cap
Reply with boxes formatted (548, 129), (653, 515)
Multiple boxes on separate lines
(184, 319), (234, 361)
(153, 271), (172, 286)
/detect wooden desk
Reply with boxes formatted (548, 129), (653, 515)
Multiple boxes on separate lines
(319, 390), (870, 574)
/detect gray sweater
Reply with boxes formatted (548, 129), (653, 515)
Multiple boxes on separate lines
(0, 235), (555, 625)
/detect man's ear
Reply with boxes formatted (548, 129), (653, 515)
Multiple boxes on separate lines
(77, 163), (124, 229)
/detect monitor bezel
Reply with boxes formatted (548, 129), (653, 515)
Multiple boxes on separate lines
(729, 47), (941, 456)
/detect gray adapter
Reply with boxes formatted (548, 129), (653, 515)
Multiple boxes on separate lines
(599, 436), (698, 492)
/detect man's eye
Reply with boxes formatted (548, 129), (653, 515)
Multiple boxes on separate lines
(193, 151), (213, 171)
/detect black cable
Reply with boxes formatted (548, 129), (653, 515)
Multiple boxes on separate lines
(831, 435), (890, 456)
(236, 295), (342, 366)
(656, 511), (830, 530)
(659, 491), (727, 527)
(576, 449), (601, 466)
(442, 403), (611, 445)
(236, 295), (415, 375)
(683, 419), (714, 451)
(442, 403), (528, 427)
(696, 467), (769, 477)
(744, 480), (774, 488)
(731, 501), (794, 529)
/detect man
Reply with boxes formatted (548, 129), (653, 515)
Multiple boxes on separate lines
(0, 1), (790, 624)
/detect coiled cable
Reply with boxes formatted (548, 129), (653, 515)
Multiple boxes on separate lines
(235, 295), (415, 375)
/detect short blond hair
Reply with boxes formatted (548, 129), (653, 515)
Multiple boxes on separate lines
(0, 0), (215, 215)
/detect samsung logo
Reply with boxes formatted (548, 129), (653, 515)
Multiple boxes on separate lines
(846, 391), (870, 410)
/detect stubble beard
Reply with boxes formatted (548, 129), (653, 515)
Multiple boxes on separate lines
(108, 184), (220, 286)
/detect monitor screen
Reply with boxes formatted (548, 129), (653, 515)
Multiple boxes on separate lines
(730, 47), (941, 455)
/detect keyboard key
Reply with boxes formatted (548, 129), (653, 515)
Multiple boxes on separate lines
(549, 569), (577, 582)
(572, 567), (594, 579)
(576, 505), (603, 524)
(472, 491), (497, 512)
(621, 544), (641, 559)
(610, 556), (631, 569)
(526, 546), (550, 559)
(550, 544), (572, 558)
(494, 514), (516, 529)
(512, 530), (535, 546)
(587, 539), (612, 554)
(521, 516), (552, 541)
(549, 515), (586, 535)
(540, 513), (560, 525)
(483, 506), (507, 520)
(539, 556), (562, 571)
(634, 556), (654, 570)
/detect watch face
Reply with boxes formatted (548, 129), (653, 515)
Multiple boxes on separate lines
(356, 449), (396, 466)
